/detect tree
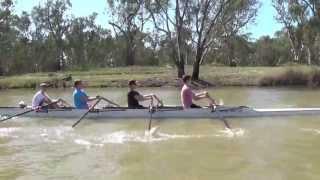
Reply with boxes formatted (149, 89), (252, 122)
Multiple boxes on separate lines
(190, 0), (259, 80)
(147, 0), (190, 77)
(107, 0), (147, 66)
(0, 0), (16, 75)
(31, 0), (72, 71)
(273, 0), (320, 65)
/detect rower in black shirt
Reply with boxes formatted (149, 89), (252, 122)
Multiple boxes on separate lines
(127, 80), (163, 109)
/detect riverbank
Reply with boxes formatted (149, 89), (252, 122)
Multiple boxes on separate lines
(1, 65), (320, 89)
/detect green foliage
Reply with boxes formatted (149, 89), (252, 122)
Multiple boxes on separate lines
(0, 0), (319, 79)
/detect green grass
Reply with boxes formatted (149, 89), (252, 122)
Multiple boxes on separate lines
(1, 65), (320, 89)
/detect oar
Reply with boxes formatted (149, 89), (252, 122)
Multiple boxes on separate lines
(214, 99), (233, 130)
(220, 117), (232, 129)
(147, 105), (155, 131)
(0, 100), (59, 123)
(72, 98), (102, 128)
(99, 96), (120, 107)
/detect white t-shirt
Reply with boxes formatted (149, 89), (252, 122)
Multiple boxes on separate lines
(32, 91), (47, 108)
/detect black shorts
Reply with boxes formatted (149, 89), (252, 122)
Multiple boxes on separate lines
(190, 104), (202, 108)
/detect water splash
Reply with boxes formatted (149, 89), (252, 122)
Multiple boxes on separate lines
(74, 139), (104, 149)
(39, 126), (74, 143)
(217, 128), (246, 138)
(0, 127), (21, 138)
(0, 124), (246, 148)
(73, 127), (247, 148)
(300, 128), (320, 135)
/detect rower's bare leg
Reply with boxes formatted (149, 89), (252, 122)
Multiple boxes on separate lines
(48, 102), (59, 109)
(201, 92), (216, 106)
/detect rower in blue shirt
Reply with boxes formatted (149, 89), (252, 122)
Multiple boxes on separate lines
(73, 80), (120, 109)
(73, 80), (99, 109)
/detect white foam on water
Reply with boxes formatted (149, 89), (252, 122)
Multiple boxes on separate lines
(2, 125), (246, 148)
(0, 127), (21, 138)
(216, 128), (246, 138)
(73, 128), (248, 147)
(99, 131), (156, 144)
(300, 128), (320, 135)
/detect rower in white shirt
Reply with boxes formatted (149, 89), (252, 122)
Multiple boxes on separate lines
(31, 83), (70, 110)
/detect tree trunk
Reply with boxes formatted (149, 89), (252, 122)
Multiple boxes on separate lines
(306, 46), (312, 65)
(56, 48), (64, 71)
(192, 47), (203, 80)
(56, 39), (64, 71)
(227, 39), (235, 66)
(192, 62), (200, 80)
(126, 37), (135, 66)
(126, 45), (135, 66)
(176, 54), (185, 78)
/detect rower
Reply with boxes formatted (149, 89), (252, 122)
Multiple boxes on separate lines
(128, 80), (163, 109)
(32, 83), (67, 110)
(180, 75), (216, 109)
(73, 80), (100, 109)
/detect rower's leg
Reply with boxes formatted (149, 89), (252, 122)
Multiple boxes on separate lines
(203, 92), (217, 106)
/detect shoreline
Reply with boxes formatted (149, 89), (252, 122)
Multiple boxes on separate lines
(1, 66), (320, 89)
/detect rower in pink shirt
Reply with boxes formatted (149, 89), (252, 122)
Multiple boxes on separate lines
(181, 75), (216, 109)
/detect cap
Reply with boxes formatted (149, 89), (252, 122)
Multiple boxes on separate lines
(39, 83), (48, 87)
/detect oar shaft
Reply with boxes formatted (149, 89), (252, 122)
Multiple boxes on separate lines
(148, 106), (155, 131)
(0, 109), (34, 122)
(0, 100), (59, 123)
(221, 118), (232, 129)
(148, 112), (153, 131)
(99, 96), (120, 107)
(72, 98), (102, 128)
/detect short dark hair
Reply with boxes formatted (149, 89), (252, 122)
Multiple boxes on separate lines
(128, 80), (137, 86)
(182, 75), (191, 83)
(74, 80), (82, 87)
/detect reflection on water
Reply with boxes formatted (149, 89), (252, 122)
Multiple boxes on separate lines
(0, 87), (320, 180)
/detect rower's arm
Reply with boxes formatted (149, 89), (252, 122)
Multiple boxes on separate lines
(80, 94), (97, 102)
(192, 92), (202, 101)
(88, 96), (99, 101)
(135, 94), (152, 101)
(44, 93), (53, 103)
(193, 91), (216, 104)
(142, 94), (162, 104)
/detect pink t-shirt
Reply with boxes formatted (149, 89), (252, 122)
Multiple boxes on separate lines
(181, 84), (194, 109)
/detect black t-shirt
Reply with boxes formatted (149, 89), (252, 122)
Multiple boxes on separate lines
(128, 90), (144, 109)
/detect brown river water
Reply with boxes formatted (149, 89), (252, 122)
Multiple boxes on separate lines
(0, 87), (319, 180)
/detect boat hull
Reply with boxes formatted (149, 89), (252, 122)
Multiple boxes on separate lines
(1, 106), (320, 119)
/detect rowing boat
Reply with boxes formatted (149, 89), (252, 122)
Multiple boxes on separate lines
(1, 106), (320, 119)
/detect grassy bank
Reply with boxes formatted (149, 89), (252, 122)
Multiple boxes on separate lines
(1, 65), (320, 89)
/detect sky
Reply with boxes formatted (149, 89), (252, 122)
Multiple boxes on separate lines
(14, 0), (284, 40)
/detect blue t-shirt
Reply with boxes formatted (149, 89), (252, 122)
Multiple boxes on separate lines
(73, 89), (89, 109)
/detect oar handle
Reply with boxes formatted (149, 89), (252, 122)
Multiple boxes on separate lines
(72, 98), (102, 128)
